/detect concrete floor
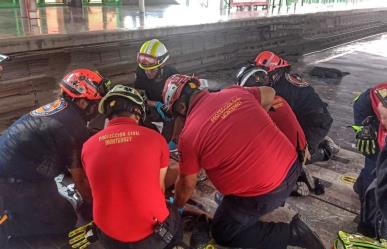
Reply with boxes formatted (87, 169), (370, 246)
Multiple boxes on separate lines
(1, 0), (387, 39)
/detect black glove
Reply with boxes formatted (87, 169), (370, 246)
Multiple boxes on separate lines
(351, 117), (377, 156)
(68, 221), (98, 249)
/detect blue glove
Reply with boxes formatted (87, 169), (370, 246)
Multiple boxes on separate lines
(155, 102), (171, 122)
(167, 197), (175, 205)
(166, 197), (184, 215)
(168, 141), (177, 151)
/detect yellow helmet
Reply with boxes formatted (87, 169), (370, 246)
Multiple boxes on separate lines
(137, 39), (170, 70)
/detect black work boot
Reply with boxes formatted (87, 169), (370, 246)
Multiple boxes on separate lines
(322, 136), (340, 156)
(289, 214), (325, 249)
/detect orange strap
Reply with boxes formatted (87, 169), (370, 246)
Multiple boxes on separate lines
(0, 214), (8, 225)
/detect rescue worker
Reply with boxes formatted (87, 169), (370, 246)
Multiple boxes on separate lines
(352, 83), (387, 200)
(0, 69), (110, 245)
(135, 39), (178, 144)
(236, 50), (337, 164)
(81, 84), (182, 249)
(162, 74), (325, 249)
(351, 83), (387, 236)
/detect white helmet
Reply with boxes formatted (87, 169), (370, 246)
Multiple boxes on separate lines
(137, 39), (170, 70)
(236, 67), (269, 87)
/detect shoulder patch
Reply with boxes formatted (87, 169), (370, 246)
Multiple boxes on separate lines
(30, 98), (68, 117)
(285, 73), (310, 87)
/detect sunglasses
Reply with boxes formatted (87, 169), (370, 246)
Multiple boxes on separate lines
(137, 53), (159, 70)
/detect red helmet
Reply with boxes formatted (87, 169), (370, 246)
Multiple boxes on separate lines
(162, 74), (201, 113)
(60, 69), (110, 101)
(254, 51), (290, 72)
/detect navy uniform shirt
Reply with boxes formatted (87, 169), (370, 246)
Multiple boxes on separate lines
(134, 65), (178, 102)
(353, 88), (378, 126)
(272, 73), (333, 150)
(0, 98), (91, 181)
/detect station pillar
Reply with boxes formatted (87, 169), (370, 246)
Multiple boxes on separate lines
(139, 0), (145, 13)
(20, 0), (37, 19)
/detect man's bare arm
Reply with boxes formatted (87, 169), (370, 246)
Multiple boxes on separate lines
(175, 173), (198, 208)
(259, 86), (276, 111)
(69, 167), (92, 203)
(160, 167), (168, 194)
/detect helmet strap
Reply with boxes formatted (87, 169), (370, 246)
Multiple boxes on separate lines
(145, 67), (161, 80)
(155, 67), (163, 80)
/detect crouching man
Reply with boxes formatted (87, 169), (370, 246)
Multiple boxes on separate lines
(162, 74), (325, 249)
(0, 69), (109, 246)
(81, 85), (182, 249)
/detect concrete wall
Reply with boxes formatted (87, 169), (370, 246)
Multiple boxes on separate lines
(0, 8), (387, 131)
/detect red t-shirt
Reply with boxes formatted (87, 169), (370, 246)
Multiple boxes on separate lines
(82, 117), (169, 242)
(178, 86), (297, 197)
(268, 96), (306, 150)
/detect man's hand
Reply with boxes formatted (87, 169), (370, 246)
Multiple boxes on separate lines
(269, 96), (284, 112)
(155, 102), (171, 122)
(68, 222), (98, 249)
(350, 123), (377, 156)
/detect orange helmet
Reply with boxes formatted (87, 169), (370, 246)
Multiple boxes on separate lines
(254, 51), (290, 72)
(60, 69), (111, 101)
(162, 74), (201, 113)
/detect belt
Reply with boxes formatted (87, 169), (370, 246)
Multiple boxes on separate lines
(0, 177), (23, 184)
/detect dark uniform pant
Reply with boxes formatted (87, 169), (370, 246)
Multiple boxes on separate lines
(0, 179), (77, 245)
(211, 160), (301, 249)
(354, 154), (378, 201)
(98, 205), (183, 249)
